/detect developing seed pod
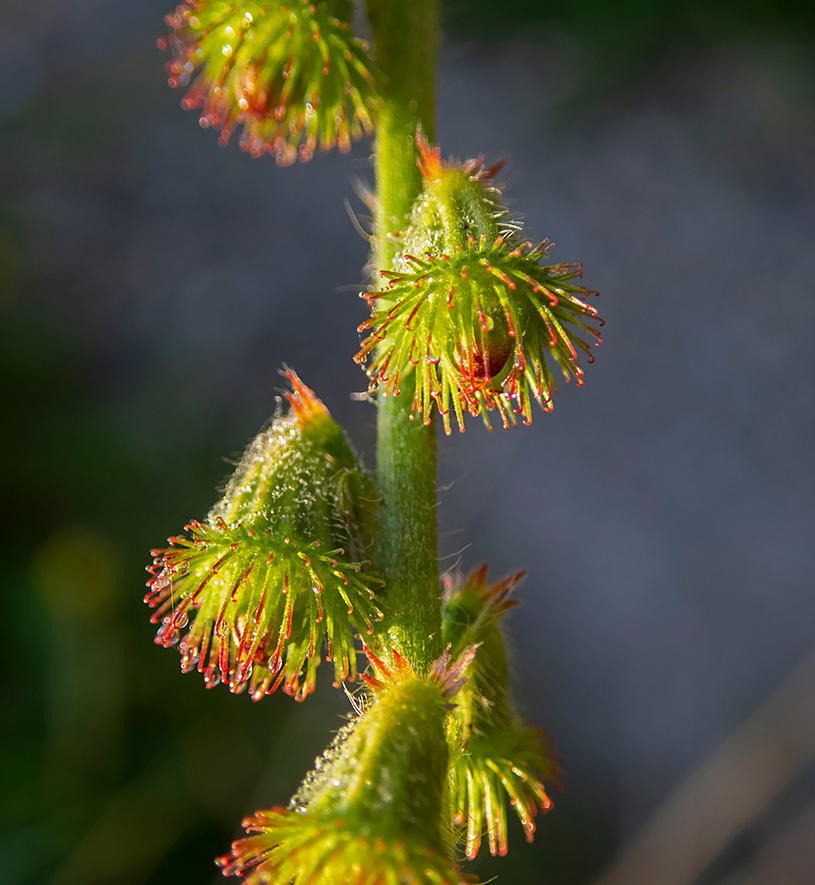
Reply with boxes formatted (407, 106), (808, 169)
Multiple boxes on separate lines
(356, 136), (603, 433)
(442, 565), (561, 860)
(144, 371), (382, 701)
(161, 0), (379, 163)
(217, 647), (475, 884)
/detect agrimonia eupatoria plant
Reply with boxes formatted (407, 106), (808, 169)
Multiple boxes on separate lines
(148, 1), (600, 881)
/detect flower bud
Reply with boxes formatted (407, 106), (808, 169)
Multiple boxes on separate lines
(442, 566), (561, 859)
(217, 648), (474, 883)
(145, 371), (382, 701)
(356, 136), (603, 433)
(162, 0), (379, 163)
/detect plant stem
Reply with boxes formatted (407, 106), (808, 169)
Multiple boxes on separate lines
(366, 0), (441, 671)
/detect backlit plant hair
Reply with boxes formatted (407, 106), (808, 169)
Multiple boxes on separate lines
(147, 1), (601, 880)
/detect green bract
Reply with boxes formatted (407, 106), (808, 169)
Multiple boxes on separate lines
(217, 648), (472, 884)
(145, 371), (381, 701)
(356, 137), (602, 433)
(443, 566), (561, 859)
(163, 0), (379, 163)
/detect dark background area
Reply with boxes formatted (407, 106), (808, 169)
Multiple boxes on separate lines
(1, 1), (814, 883)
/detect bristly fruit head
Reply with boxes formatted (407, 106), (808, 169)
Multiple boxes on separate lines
(442, 566), (561, 859)
(161, 0), (379, 164)
(144, 371), (382, 701)
(356, 135), (603, 433)
(216, 648), (474, 884)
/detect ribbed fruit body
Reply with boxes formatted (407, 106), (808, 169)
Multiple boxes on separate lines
(163, 0), (379, 162)
(145, 373), (381, 701)
(357, 137), (603, 432)
(218, 651), (469, 885)
(442, 566), (561, 859)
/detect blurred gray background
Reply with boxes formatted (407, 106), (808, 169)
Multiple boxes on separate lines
(1, 1), (814, 883)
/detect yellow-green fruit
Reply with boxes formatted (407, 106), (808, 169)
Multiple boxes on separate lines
(357, 136), (602, 432)
(218, 650), (471, 885)
(443, 566), (561, 858)
(163, 0), (379, 163)
(145, 371), (381, 701)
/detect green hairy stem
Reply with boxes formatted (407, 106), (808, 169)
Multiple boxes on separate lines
(367, 0), (442, 671)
